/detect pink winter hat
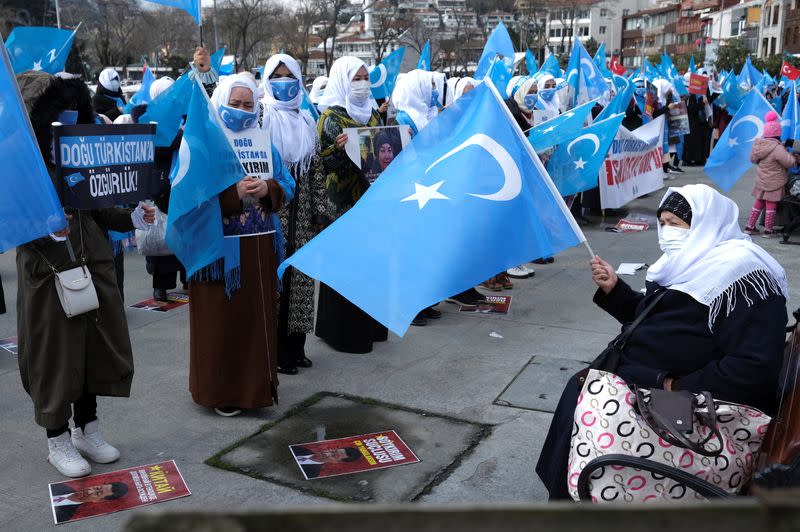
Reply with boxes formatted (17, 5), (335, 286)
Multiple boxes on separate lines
(763, 110), (781, 138)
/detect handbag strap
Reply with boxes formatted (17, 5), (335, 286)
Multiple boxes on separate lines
(34, 212), (86, 274)
(614, 289), (668, 349)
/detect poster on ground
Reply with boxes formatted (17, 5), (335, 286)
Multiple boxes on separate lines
(129, 292), (189, 312)
(52, 123), (159, 209)
(0, 336), (18, 355)
(344, 126), (412, 184)
(289, 430), (419, 480)
(48, 460), (190, 525)
(600, 115), (665, 209)
(459, 295), (512, 314)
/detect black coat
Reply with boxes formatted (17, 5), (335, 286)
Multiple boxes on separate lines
(92, 84), (125, 121)
(536, 278), (787, 500)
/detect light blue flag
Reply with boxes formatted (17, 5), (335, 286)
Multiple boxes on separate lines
(565, 39), (608, 105)
(593, 43), (611, 77)
(781, 81), (799, 141)
(219, 56), (235, 76)
(300, 85), (319, 121)
(143, 0), (201, 24)
(660, 53), (688, 96)
(4, 26), (76, 74)
(528, 98), (598, 151)
(474, 22), (515, 80)
(123, 64), (155, 113)
(722, 72), (745, 114)
(0, 44), (66, 252)
(525, 49), (538, 75)
(140, 72), (192, 147)
(539, 52), (562, 78)
(277, 81), (585, 335)
(417, 41), (431, 71)
(596, 78), (635, 123)
(738, 57), (763, 89)
(370, 46), (406, 99)
(211, 47), (225, 73)
(546, 112), (625, 197)
(642, 57), (660, 81)
(612, 73), (628, 90)
(688, 55), (696, 74)
(704, 90), (773, 191)
(166, 80), (244, 285)
(487, 56), (513, 98)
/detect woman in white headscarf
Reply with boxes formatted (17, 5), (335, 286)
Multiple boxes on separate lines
(261, 53), (328, 375)
(391, 69), (437, 134)
(315, 56), (387, 354)
(189, 73), (295, 417)
(535, 74), (561, 118)
(451, 77), (478, 103)
(309, 76), (328, 105)
(652, 78), (683, 174)
(537, 184), (788, 500)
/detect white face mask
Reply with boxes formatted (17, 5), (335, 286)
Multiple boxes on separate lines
(659, 225), (690, 256)
(350, 80), (371, 102)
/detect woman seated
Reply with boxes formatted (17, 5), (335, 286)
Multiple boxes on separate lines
(536, 184), (789, 500)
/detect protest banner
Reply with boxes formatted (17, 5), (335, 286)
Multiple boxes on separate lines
(48, 460), (190, 525)
(459, 295), (512, 314)
(130, 292), (189, 312)
(290, 430), (419, 480)
(600, 115), (665, 209)
(53, 123), (159, 209)
(344, 125), (412, 184)
(688, 73), (709, 95)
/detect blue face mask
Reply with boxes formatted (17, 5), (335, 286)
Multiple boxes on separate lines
(269, 77), (300, 101)
(218, 104), (258, 132)
(430, 88), (440, 108)
(539, 88), (557, 102)
(523, 93), (538, 110)
(57, 110), (78, 125)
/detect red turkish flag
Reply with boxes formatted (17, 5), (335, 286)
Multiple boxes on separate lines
(782, 61), (800, 80)
(610, 56), (626, 76)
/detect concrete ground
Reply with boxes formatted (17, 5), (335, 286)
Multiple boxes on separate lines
(0, 165), (797, 530)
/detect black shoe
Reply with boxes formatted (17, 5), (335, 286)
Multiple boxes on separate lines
(445, 291), (479, 309)
(296, 357), (313, 368)
(411, 312), (428, 326)
(277, 365), (299, 375)
(533, 257), (555, 265)
(153, 288), (169, 302)
(422, 307), (442, 319)
(466, 287), (487, 301)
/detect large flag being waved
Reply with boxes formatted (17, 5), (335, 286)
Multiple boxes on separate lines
(124, 64), (155, 113)
(738, 56), (763, 90)
(721, 71), (745, 113)
(417, 41), (431, 71)
(486, 56), (513, 98)
(474, 22), (515, 79)
(595, 77), (635, 123)
(565, 39), (608, 105)
(527, 98), (598, 152)
(546, 112), (626, 197)
(278, 81), (586, 336)
(704, 90), (773, 191)
(525, 49), (538, 75)
(0, 44), (66, 252)
(782, 81), (800, 141)
(166, 80), (244, 280)
(593, 43), (611, 78)
(139, 72), (192, 147)
(370, 47), (406, 100)
(539, 52), (562, 78)
(4, 26), (76, 74)
(144, 0), (201, 24)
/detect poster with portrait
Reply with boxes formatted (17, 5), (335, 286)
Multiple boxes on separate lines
(48, 460), (190, 524)
(343, 125), (412, 184)
(667, 100), (690, 136)
(290, 430), (419, 480)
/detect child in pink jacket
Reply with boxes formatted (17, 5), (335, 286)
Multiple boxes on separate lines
(747, 110), (799, 237)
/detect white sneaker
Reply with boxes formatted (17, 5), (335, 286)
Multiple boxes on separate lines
(72, 420), (120, 464)
(48, 432), (91, 478)
(519, 264), (535, 276)
(506, 266), (531, 279)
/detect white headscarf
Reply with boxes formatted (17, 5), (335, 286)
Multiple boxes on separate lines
(316, 56), (375, 124)
(506, 76), (524, 98)
(513, 77), (538, 112)
(452, 77), (478, 102)
(309, 76), (328, 104)
(652, 78), (675, 106)
(646, 185), (788, 329)
(260, 54), (318, 175)
(149, 77), (174, 100)
(99, 67), (120, 92)
(210, 73), (261, 129)
(536, 74), (561, 115)
(391, 69), (437, 132)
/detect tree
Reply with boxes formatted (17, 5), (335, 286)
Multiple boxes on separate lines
(315, 0), (357, 71)
(713, 37), (750, 74)
(290, 0), (322, 74)
(216, 0), (284, 71)
(369, 2), (412, 63)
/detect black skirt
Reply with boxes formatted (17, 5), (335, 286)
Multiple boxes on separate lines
(315, 283), (388, 354)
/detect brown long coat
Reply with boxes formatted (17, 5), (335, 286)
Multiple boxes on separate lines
(17, 208), (135, 429)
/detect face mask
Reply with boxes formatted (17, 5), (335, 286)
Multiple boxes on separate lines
(540, 88), (557, 102)
(269, 77), (300, 101)
(218, 104), (258, 132)
(318, 89), (325, 96)
(350, 80), (372, 102)
(57, 110), (78, 125)
(658, 225), (690, 256)
(430, 88), (440, 108)
(523, 93), (538, 110)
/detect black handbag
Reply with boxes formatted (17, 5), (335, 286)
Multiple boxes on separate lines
(577, 290), (667, 385)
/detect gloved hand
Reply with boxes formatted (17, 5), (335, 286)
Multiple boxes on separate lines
(131, 202), (156, 231)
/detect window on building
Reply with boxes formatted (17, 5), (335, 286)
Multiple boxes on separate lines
(579, 10), (589, 18)
(601, 8), (608, 17)
(773, 6), (780, 25)
(579, 26), (589, 36)
(599, 25), (606, 34)
(623, 9), (629, 16)
(772, 36), (777, 53)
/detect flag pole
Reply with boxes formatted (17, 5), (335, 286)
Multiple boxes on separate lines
(55, 0), (61, 28)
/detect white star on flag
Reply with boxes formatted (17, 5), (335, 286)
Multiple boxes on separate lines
(728, 136), (739, 147)
(573, 158), (586, 169)
(543, 126), (556, 133)
(401, 181), (449, 209)
(32, 60), (42, 71)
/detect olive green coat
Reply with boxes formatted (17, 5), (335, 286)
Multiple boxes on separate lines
(17, 208), (135, 429)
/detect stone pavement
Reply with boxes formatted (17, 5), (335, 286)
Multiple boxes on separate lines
(0, 165), (797, 531)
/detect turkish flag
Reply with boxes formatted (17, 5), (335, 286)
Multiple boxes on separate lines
(782, 61), (800, 80)
(610, 56), (626, 76)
